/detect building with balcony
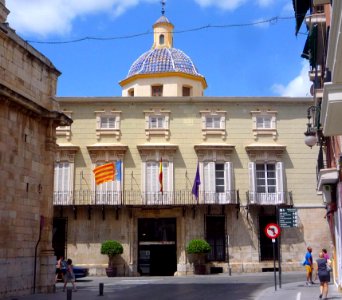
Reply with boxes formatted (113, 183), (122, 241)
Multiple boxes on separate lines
(0, 0), (71, 298)
(52, 12), (330, 276)
(293, 0), (342, 290)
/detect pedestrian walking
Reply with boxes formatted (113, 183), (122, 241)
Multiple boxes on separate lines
(63, 259), (77, 292)
(322, 248), (330, 260)
(55, 255), (65, 283)
(314, 251), (331, 299)
(303, 246), (314, 285)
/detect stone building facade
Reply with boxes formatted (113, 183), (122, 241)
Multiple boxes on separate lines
(0, 0), (71, 297)
(53, 14), (331, 276)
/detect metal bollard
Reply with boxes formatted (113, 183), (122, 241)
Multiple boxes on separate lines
(99, 282), (104, 296)
(67, 288), (72, 300)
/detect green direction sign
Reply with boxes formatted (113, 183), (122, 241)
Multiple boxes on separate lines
(279, 208), (298, 228)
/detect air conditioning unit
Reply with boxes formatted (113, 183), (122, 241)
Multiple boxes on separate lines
(322, 184), (332, 203)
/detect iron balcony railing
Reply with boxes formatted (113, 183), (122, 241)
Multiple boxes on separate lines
(53, 190), (237, 206)
(246, 191), (289, 206)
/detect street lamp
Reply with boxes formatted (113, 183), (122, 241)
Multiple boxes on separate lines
(304, 105), (319, 148)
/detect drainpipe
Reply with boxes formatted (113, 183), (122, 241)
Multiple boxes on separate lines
(33, 216), (45, 294)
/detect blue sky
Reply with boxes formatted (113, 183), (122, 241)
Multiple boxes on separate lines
(6, 0), (311, 97)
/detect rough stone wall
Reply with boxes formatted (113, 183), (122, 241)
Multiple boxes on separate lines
(0, 23), (60, 111)
(0, 101), (57, 297)
(56, 205), (330, 276)
(0, 7), (69, 298)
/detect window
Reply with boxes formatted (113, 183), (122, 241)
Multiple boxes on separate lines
(159, 34), (165, 45)
(149, 116), (165, 129)
(205, 116), (221, 129)
(87, 145), (127, 205)
(145, 160), (172, 204)
(128, 88), (134, 96)
(100, 115), (116, 129)
(54, 146), (78, 205)
(203, 161), (234, 204)
(95, 110), (121, 140)
(256, 115), (272, 129)
(54, 162), (71, 205)
(152, 85), (163, 97)
(144, 109), (170, 139)
(94, 161), (122, 205)
(251, 110), (277, 139)
(182, 86), (191, 96)
(200, 110), (226, 139)
(248, 161), (285, 205)
(256, 163), (276, 193)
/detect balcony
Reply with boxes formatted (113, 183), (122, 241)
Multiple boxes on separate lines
(321, 83), (342, 136)
(53, 190), (238, 206)
(246, 191), (290, 206)
(317, 168), (339, 191)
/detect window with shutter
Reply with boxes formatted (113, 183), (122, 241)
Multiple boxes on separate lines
(145, 160), (172, 204)
(249, 161), (285, 205)
(203, 161), (233, 204)
(94, 161), (121, 205)
(54, 162), (71, 204)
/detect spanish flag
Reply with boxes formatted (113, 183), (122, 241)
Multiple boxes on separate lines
(93, 162), (115, 185)
(159, 158), (163, 193)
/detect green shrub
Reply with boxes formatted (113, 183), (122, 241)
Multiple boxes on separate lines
(100, 240), (123, 258)
(186, 239), (211, 254)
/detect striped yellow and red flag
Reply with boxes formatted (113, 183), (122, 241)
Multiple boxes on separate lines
(159, 158), (163, 193)
(93, 162), (115, 185)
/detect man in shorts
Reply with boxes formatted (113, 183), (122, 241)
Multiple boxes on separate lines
(304, 246), (314, 285)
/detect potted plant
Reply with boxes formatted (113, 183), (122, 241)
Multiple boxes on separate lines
(186, 238), (211, 274)
(100, 240), (123, 277)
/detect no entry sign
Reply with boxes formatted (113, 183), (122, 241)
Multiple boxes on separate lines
(264, 223), (281, 239)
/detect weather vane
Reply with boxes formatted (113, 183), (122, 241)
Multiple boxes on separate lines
(161, 0), (166, 15)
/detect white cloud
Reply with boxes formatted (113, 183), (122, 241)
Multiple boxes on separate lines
(257, 0), (273, 7)
(6, 0), (153, 37)
(194, 0), (247, 10)
(272, 61), (312, 97)
(194, 0), (273, 10)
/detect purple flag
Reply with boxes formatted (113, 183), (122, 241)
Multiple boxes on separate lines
(192, 163), (201, 200)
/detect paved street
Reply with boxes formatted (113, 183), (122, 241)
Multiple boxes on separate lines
(6, 272), (342, 300)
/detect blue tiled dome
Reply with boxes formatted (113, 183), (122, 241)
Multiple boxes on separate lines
(127, 48), (204, 79)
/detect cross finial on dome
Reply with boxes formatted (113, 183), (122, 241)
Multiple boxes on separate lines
(161, 0), (166, 15)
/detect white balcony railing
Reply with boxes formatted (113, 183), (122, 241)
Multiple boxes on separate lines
(247, 191), (288, 205)
(53, 190), (238, 206)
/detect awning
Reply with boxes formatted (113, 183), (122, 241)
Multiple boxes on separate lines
(301, 24), (318, 67)
(293, 0), (311, 35)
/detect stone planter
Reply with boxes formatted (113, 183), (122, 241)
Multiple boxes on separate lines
(189, 253), (207, 275)
(105, 267), (117, 277)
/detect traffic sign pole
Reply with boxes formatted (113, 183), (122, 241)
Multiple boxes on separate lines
(272, 238), (277, 291)
(276, 206), (282, 289)
(265, 223), (281, 291)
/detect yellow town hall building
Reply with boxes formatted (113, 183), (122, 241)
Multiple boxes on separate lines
(52, 13), (331, 277)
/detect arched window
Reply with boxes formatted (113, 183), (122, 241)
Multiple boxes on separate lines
(128, 88), (134, 96)
(159, 34), (165, 45)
